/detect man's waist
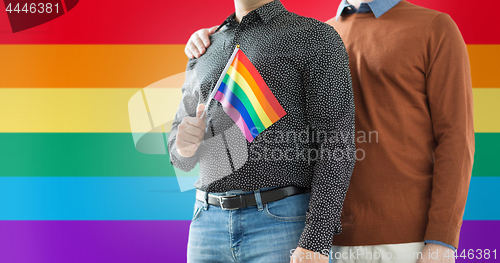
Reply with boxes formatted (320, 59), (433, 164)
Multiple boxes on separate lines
(196, 185), (311, 210)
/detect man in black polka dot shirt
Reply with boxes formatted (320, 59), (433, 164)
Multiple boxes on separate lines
(168, 0), (355, 262)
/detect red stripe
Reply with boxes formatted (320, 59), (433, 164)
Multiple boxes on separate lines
(235, 50), (286, 118)
(0, 0), (495, 44)
(408, 0), (499, 44)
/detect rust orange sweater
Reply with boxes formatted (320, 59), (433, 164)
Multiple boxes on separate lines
(327, 0), (474, 249)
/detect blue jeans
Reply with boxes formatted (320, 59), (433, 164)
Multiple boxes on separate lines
(186, 186), (311, 263)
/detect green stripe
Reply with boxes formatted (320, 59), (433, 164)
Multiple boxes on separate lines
(0, 133), (497, 177)
(0, 133), (175, 177)
(471, 133), (500, 177)
(223, 74), (265, 133)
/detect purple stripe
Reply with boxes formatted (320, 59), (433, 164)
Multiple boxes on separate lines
(0, 221), (190, 263)
(0, 220), (498, 262)
(457, 221), (500, 252)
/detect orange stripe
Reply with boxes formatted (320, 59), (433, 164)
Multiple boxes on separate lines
(230, 58), (280, 122)
(468, 45), (500, 88)
(0, 45), (497, 88)
(0, 45), (187, 88)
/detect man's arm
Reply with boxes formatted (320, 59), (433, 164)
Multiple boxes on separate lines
(296, 22), (356, 257)
(423, 13), (475, 252)
(167, 69), (205, 172)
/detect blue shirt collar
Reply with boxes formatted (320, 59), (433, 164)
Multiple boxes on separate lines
(335, 0), (401, 21)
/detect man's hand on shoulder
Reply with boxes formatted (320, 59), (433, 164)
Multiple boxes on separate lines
(185, 26), (218, 59)
(290, 247), (329, 263)
(418, 243), (456, 263)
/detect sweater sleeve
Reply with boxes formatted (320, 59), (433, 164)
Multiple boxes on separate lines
(297, 22), (356, 256)
(424, 13), (475, 249)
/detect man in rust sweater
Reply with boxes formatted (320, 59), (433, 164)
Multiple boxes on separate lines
(184, 0), (474, 262)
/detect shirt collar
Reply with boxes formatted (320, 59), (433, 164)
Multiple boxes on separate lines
(335, 0), (401, 21)
(215, 0), (288, 32)
(254, 0), (288, 23)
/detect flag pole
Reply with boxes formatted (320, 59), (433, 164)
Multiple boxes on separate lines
(200, 45), (240, 120)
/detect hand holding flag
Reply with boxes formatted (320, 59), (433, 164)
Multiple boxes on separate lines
(175, 104), (206, 158)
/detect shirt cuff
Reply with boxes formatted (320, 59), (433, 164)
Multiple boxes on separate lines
(424, 240), (457, 253)
(169, 144), (200, 172)
(297, 220), (340, 256)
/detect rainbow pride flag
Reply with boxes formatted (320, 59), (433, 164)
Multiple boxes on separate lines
(207, 45), (286, 142)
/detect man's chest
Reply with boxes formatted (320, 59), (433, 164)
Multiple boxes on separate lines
(331, 19), (428, 94)
(191, 32), (308, 105)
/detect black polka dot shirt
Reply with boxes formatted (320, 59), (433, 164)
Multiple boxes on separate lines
(168, 0), (355, 255)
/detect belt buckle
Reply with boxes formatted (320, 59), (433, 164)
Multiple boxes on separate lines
(217, 194), (238, 210)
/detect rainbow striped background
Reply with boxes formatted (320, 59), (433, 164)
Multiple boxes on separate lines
(0, 0), (499, 262)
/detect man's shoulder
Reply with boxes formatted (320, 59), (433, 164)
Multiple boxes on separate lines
(282, 12), (338, 31)
(394, 2), (458, 36)
(279, 12), (342, 43)
(404, 1), (453, 22)
(327, 1), (449, 27)
(397, 0), (442, 15)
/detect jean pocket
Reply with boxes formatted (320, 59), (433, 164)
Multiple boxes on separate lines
(264, 192), (310, 221)
(191, 200), (204, 222)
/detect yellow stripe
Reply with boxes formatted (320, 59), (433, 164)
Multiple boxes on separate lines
(226, 65), (272, 127)
(1, 87), (498, 133)
(473, 88), (500, 133)
(0, 73), (186, 133)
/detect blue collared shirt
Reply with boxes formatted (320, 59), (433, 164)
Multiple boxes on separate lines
(333, 0), (458, 254)
(335, 0), (401, 20)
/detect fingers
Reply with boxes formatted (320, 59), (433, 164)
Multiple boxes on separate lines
(189, 42), (200, 58)
(180, 116), (205, 134)
(197, 30), (211, 48)
(185, 42), (199, 59)
(176, 116), (206, 158)
(175, 140), (199, 158)
(177, 128), (200, 144)
(192, 35), (206, 55)
(182, 122), (205, 138)
(185, 116), (205, 129)
(184, 45), (193, 59)
(185, 26), (216, 59)
(175, 104), (207, 157)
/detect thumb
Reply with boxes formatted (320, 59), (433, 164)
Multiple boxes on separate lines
(196, 104), (206, 119)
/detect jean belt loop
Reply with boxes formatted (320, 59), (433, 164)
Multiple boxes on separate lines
(254, 190), (263, 211)
(203, 191), (209, 210)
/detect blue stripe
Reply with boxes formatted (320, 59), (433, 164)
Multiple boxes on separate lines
(463, 177), (499, 220)
(218, 82), (257, 138)
(0, 177), (496, 220)
(0, 176), (196, 220)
